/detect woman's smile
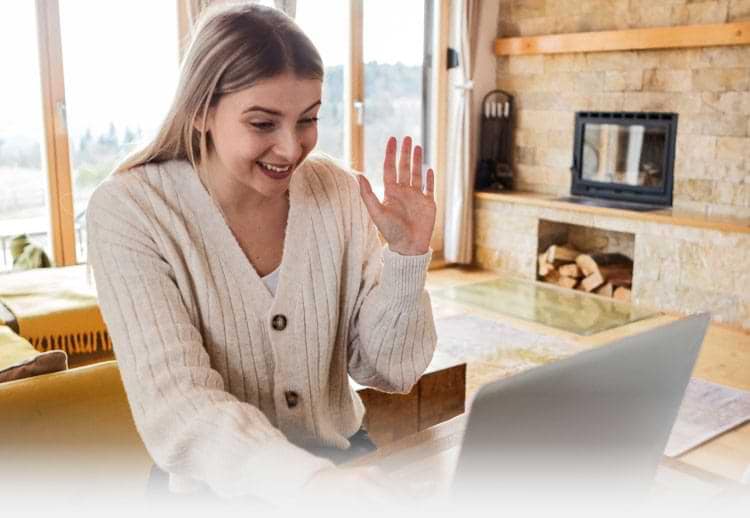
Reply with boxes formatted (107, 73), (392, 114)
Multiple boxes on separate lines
(257, 160), (293, 180)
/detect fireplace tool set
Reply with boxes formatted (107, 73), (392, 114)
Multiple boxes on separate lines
(475, 89), (514, 191)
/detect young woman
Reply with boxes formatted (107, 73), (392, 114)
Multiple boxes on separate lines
(86, 1), (437, 507)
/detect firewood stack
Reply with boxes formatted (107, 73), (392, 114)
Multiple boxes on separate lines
(538, 245), (633, 302)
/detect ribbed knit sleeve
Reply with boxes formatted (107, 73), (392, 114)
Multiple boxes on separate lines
(347, 198), (437, 394)
(86, 179), (333, 503)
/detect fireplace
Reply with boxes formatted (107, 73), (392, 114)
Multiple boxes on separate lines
(563, 111), (678, 209)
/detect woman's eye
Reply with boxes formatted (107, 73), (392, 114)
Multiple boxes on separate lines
(249, 121), (275, 131)
(298, 117), (319, 125)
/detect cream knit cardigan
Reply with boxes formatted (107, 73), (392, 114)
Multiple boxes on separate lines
(86, 156), (437, 503)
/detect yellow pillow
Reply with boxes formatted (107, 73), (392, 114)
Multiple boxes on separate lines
(0, 325), (67, 383)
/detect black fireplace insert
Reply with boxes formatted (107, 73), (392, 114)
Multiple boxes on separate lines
(566, 111), (677, 208)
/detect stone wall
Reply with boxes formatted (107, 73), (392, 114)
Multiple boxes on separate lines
(495, 0), (750, 219)
(475, 198), (750, 329)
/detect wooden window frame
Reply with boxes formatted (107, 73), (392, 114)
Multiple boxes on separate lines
(28, 0), (448, 266)
(35, 0), (76, 267)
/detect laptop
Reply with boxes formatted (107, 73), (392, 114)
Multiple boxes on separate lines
(449, 313), (711, 508)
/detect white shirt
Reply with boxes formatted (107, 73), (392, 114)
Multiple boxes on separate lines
(261, 265), (281, 296)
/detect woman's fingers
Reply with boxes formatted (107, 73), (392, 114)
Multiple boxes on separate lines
(383, 136), (397, 186)
(357, 174), (385, 224)
(398, 136), (412, 185)
(411, 144), (423, 190)
(384, 136), (431, 192)
(425, 168), (434, 195)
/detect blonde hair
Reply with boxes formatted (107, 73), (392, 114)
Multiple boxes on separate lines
(115, 2), (323, 173)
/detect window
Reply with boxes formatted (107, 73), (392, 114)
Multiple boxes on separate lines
(0, 2), (50, 271)
(363, 0), (425, 196)
(1, 0), (443, 270)
(59, 0), (178, 261)
(295, 0), (431, 200)
(295, 0), (347, 160)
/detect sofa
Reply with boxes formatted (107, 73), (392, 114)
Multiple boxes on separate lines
(0, 360), (153, 501)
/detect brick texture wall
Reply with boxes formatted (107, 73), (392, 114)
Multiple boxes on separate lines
(496, 0), (750, 218)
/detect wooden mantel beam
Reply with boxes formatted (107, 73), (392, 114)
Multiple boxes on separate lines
(495, 21), (750, 56)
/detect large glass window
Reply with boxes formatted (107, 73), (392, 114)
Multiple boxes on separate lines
(0, 3), (50, 271)
(363, 0), (425, 195)
(295, 0), (347, 161)
(59, 0), (179, 262)
(1, 1), (437, 269)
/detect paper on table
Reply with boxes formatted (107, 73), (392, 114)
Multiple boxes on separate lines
(664, 378), (750, 457)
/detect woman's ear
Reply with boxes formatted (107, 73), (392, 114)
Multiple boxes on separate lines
(193, 105), (214, 134)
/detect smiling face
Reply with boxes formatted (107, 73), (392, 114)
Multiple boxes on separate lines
(203, 72), (322, 203)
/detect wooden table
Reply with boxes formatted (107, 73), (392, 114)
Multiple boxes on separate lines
(346, 414), (749, 509)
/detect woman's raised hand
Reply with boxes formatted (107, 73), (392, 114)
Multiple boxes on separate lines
(357, 136), (437, 256)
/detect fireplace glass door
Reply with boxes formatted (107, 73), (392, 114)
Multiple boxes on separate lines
(581, 123), (667, 189)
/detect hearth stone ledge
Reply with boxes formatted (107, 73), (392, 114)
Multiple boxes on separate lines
(473, 194), (750, 331)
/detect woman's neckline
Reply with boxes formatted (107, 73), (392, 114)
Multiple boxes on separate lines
(183, 159), (308, 311)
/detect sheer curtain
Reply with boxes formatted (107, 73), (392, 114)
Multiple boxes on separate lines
(443, 0), (479, 264)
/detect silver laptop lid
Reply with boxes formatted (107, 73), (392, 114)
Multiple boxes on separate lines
(452, 313), (710, 505)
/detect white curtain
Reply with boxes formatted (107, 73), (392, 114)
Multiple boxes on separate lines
(443, 0), (480, 264)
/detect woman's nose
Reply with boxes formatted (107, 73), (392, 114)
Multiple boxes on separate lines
(273, 127), (303, 161)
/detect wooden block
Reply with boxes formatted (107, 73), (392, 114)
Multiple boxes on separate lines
(576, 253), (633, 277)
(356, 363), (467, 446)
(417, 363), (466, 431)
(559, 263), (582, 278)
(558, 275), (578, 289)
(600, 265), (633, 287)
(613, 287), (632, 302)
(581, 271), (605, 292)
(538, 253), (553, 277)
(543, 270), (561, 284)
(358, 386), (419, 447)
(595, 282), (614, 298)
(546, 245), (579, 263)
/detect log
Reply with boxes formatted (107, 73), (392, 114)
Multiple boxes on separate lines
(613, 287), (632, 302)
(546, 245), (580, 263)
(559, 263), (582, 278)
(543, 270), (561, 284)
(581, 271), (605, 292)
(538, 253), (554, 277)
(595, 282), (614, 298)
(575, 252), (633, 277)
(599, 265), (633, 287)
(558, 276), (578, 289)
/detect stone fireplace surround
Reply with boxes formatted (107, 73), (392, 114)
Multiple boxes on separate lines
(473, 1), (750, 330)
(474, 192), (750, 330)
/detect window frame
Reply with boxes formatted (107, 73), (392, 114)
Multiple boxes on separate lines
(34, 0), (76, 266)
(23, 0), (446, 267)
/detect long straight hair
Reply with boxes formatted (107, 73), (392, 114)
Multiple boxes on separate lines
(115, 2), (323, 173)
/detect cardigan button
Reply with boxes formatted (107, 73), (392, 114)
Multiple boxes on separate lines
(284, 390), (299, 408)
(271, 314), (287, 331)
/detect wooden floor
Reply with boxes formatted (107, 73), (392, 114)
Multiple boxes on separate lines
(424, 266), (750, 484)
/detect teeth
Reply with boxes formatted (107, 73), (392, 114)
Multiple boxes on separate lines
(259, 161), (291, 173)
